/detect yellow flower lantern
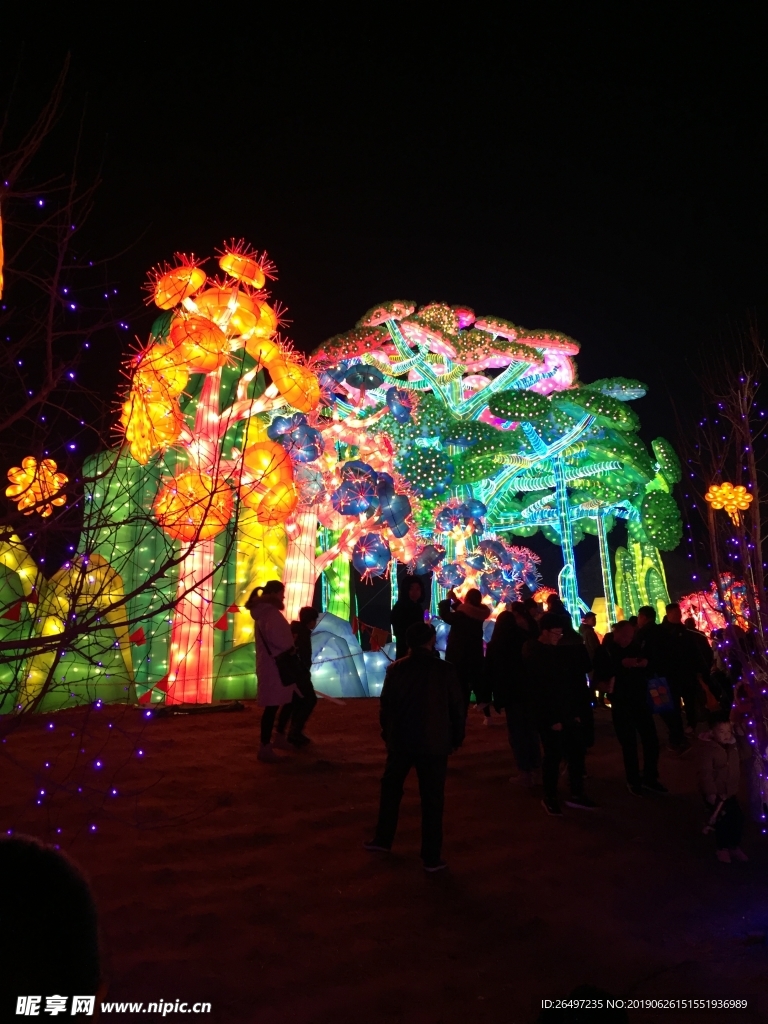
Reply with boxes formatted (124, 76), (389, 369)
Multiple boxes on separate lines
(168, 314), (230, 373)
(192, 286), (255, 329)
(242, 441), (294, 493)
(151, 261), (207, 310)
(120, 392), (183, 465)
(244, 335), (282, 366)
(154, 471), (234, 542)
(253, 481), (298, 525)
(705, 482), (753, 526)
(267, 359), (320, 413)
(251, 302), (279, 339)
(6, 457), (68, 517)
(134, 344), (189, 400)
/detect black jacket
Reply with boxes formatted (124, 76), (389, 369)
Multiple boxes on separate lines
(523, 639), (589, 729)
(594, 639), (648, 703)
(438, 599), (490, 673)
(390, 598), (425, 659)
(379, 648), (465, 757)
(486, 612), (532, 704)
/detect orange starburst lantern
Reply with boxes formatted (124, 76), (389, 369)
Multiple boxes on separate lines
(149, 257), (207, 310)
(154, 471), (234, 542)
(705, 482), (753, 526)
(6, 457), (68, 517)
(169, 314), (230, 373)
(134, 344), (189, 400)
(253, 481), (298, 525)
(245, 335), (282, 366)
(120, 392), (183, 465)
(267, 359), (320, 413)
(218, 241), (276, 291)
(242, 440), (294, 493)
(251, 302), (279, 339)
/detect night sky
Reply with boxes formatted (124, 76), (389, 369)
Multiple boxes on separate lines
(2, 8), (766, 599)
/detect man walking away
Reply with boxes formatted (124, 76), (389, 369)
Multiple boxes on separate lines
(524, 613), (598, 815)
(488, 602), (541, 784)
(595, 620), (667, 796)
(662, 602), (708, 735)
(365, 622), (465, 872)
(438, 588), (491, 713)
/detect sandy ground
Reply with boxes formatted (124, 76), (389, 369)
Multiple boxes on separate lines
(1, 699), (767, 1024)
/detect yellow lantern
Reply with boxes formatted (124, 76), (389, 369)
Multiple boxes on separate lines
(251, 302), (279, 339)
(154, 471), (234, 542)
(6, 457), (68, 517)
(244, 336), (282, 366)
(151, 262), (207, 310)
(267, 359), (320, 413)
(705, 481), (754, 526)
(192, 286), (255, 328)
(169, 314), (230, 373)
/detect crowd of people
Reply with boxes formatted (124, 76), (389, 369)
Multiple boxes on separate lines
(247, 579), (751, 872)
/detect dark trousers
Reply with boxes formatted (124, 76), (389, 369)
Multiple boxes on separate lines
(277, 675), (318, 737)
(611, 697), (659, 785)
(373, 750), (448, 866)
(260, 705), (279, 745)
(506, 700), (542, 772)
(539, 720), (585, 803)
(710, 796), (744, 850)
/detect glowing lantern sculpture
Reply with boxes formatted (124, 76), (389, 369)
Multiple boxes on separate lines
(705, 482), (753, 526)
(6, 457), (68, 517)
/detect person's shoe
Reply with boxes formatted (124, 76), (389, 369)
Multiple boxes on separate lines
(423, 860), (448, 873)
(626, 782), (644, 797)
(272, 732), (293, 751)
(541, 798), (562, 816)
(716, 849), (732, 863)
(642, 779), (669, 794)
(288, 732), (311, 747)
(729, 847), (749, 862)
(565, 794), (598, 810)
(257, 743), (282, 763)
(510, 771), (534, 787)
(363, 840), (391, 853)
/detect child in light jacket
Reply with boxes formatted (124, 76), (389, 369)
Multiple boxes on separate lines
(697, 718), (747, 863)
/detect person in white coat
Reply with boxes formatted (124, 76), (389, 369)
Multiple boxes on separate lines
(246, 581), (299, 763)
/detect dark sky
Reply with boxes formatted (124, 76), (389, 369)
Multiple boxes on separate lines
(3, 7), (766, 448)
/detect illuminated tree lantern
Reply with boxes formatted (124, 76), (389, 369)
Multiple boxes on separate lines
(169, 314), (230, 373)
(267, 359), (320, 413)
(151, 260), (207, 309)
(6, 457), (68, 517)
(244, 335), (282, 366)
(191, 286), (254, 329)
(154, 471), (234, 542)
(250, 301), (279, 339)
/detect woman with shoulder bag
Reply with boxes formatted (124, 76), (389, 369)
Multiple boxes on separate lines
(246, 581), (302, 763)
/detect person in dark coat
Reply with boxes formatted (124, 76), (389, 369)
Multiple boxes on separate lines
(524, 613), (598, 815)
(636, 605), (689, 755)
(595, 620), (667, 796)
(274, 606), (319, 748)
(390, 578), (426, 660)
(662, 602), (708, 731)
(365, 621), (465, 872)
(438, 588), (491, 712)
(487, 602), (541, 784)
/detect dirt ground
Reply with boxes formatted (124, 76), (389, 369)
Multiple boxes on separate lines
(1, 698), (767, 1024)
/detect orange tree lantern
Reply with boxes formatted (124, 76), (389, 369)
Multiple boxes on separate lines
(251, 302), (279, 339)
(267, 359), (320, 414)
(218, 240), (277, 291)
(191, 286), (255, 329)
(154, 470), (235, 542)
(151, 261), (207, 310)
(245, 335), (282, 366)
(168, 314), (230, 373)
(6, 457), (68, 517)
